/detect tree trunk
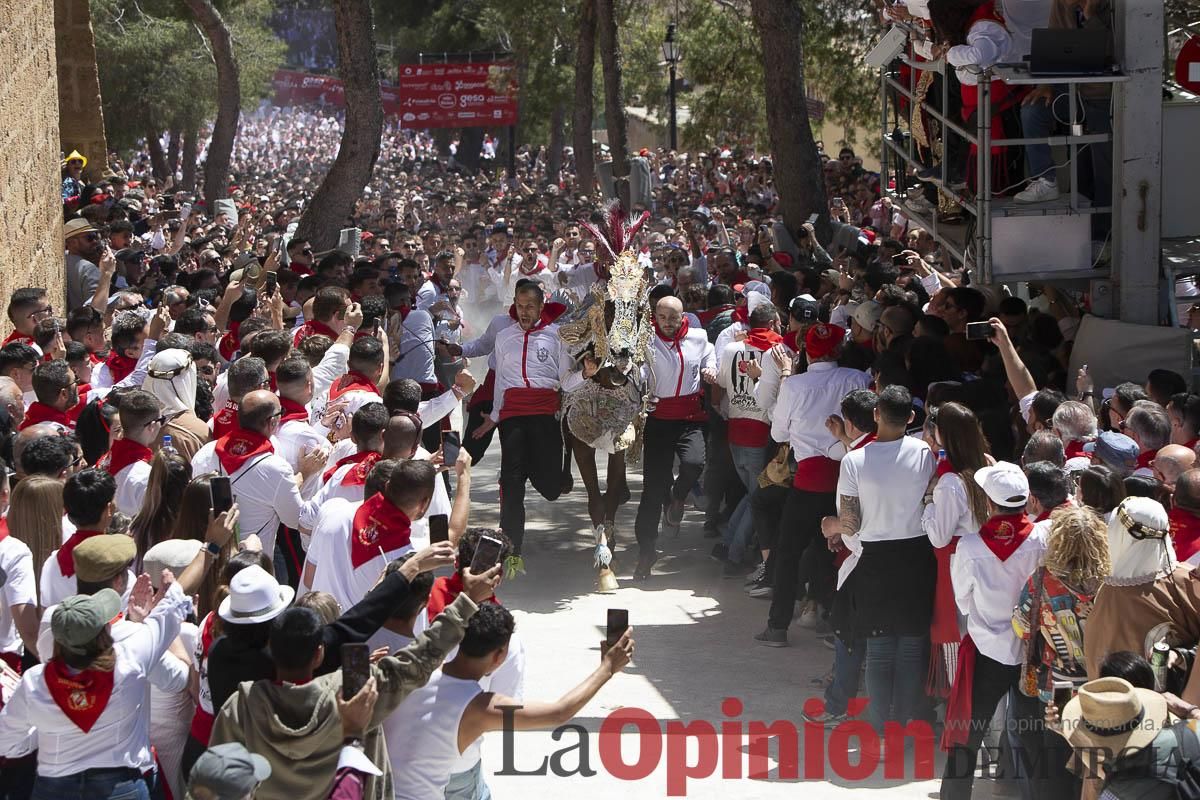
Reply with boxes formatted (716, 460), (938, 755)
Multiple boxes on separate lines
(749, 0), (827, 238)
(594, 0), (629, 208)
(181, 126), (198, 191)
(572, 0), (596, 199)
(294, 0), (383, 250)
(547, 104), (565, 186)
(147, 132), (169, 182)
(167, 128), (181, 176)
(183, 0), (241, 211)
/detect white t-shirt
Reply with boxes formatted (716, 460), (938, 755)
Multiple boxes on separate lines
(0, 536), (36, 655)
(837, 437), (936, 543)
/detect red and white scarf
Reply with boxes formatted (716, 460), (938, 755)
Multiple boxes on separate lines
(97, 438), (152, 478)
(328, 371), (379, 402)
(322, 450), (381, 486)
(978, 512), (1033, 562)
(43, 659), (114, 732)
(349, 493), (411, 568)
(214, 429), (273, 475)
(56, 530), (105, 578)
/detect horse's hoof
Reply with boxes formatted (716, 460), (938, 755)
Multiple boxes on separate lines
(598, 568), (619, 593)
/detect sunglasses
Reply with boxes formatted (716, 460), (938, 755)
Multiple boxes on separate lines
(27, 306), (53, 319)
(83, 233), (102, 242)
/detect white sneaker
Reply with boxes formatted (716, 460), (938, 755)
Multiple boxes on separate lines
(1014, 177), (1060, 204)
(905, 195), (934, 214)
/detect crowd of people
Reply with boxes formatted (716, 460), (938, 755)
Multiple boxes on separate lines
(10, 33), (1200, 797)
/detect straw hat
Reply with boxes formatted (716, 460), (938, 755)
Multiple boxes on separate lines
(1061, 677), (1168, 753)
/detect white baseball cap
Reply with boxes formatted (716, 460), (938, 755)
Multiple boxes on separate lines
(974, 461), (1030, 508)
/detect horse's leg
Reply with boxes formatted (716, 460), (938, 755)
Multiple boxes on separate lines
(603, 451), (629, 523)
(567, 429), (604, 527)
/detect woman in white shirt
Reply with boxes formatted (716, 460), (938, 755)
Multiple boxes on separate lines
(921, 402), (992, 697)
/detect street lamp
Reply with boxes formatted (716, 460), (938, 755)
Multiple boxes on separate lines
(661, 23), (680, 151)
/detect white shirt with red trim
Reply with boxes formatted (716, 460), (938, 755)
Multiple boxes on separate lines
(0, 582), (189, 774)
(112, 460), (152, 519)
(771, 361), (870, 462)
(717, 339), (772, 448)
(191, 441), (304, 555)
(489, 323), (579, 423)
(306, 498), (414, 612)
(643, 327), (715, 406)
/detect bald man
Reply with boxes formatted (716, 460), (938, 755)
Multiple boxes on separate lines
(383, 410), (422, 461)
(1155, 444), (1197, 492)
(1169, 469), (1200, 564)
(192, 389), (325, 557)
(633, 295), (716, 579)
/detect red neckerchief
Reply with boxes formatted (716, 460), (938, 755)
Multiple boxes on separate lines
(57, 529), (104, 577)
(329, 371), (379, 402)
(425, 572), (497, 622)
(653, 315), (689, 343)
(322, 450), (380, 485)
(105, 349), (137, 383)
(744, 327), (782, 352)
(67, 386), (90, 425)
(279, 397), (309, 425)
(1187, 438), (1200, 451)
(506, 301), (567, 328)
(212, 400), (240, 439)
(781, 330), (800, 353)
(695, 304), (734, 327)
(851, 433), (876, 451)
(349, 493), (412, 568)
(1, 330), (34, 347)
(731, 306), (749, 325)
(397, 304), (412, 322)
(1064, 439), (1088, 460)
(0, 517), (9, 543)
(936, 458), (957, 478)
(1034, 502), (1068, 523)
(519, 255), (545, 275)
(293, 319), (337, 346)
(214, 428), (273, 474)
(977, 512), (1033, 562)
(21, 401), (70, 430)
(87, 352), (103, 366)
(43, 659), (114, 733)
(97, 438), (152, 477)
(218, 323), (239, 362)
(1170, 507), (1200, 563)
(1136, 450), (1155, 471)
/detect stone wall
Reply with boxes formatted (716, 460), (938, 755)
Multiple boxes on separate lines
(0, 0), (66, 329)
(55, 0), (108, 183)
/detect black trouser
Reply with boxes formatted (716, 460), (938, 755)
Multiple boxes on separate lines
(465, 401), (496, 465)
(0, 754), (36, 800)
(767, 487), (835, 631)
(703, 416), (744, 527)
(751, 482), (790, 553)
(634, 417), (706, 550)
(940, 654), (1043, 800)
(499, 414), (564, 554)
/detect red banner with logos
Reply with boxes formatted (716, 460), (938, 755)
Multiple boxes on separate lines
(394, 62), (519, 129)
(272, 65), (518, 129)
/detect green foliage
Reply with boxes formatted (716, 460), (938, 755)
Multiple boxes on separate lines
(91, 0), (285, 150)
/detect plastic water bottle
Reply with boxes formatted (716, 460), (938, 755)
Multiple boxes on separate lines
(162, 434), (177, 458)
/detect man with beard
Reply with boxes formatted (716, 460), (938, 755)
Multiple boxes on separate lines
(64, 219), (106, 311)
(20, 360), (80, 431)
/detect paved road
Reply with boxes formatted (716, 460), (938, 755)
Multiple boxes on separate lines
(455, 446), (994, 799)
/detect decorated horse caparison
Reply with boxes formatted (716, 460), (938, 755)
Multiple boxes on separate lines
(557, 204), (653, 592)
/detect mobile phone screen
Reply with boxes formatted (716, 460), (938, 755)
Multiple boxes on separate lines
(429, 514), (450, 544)
(442, 431), (461, 467)
(965, 321), (994, 341)
(341, 643), (371, 700)
(606, 609), (629, 646)
(469, 535), (504, 574)
(210, 476), (233, 515)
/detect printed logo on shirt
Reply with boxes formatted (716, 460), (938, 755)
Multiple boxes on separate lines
(68, 689), (95, 712)
(994, 521), (1015, 543)
(229, 438), (252, 456)
(536, 345), (549, 363)
(357, 521), (381, 547)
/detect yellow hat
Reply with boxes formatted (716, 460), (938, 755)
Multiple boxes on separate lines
(73, 534), (136, 583)
(62, 150), (88, 170)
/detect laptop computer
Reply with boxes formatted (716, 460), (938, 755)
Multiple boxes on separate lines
(1028, 28), (1111, 76)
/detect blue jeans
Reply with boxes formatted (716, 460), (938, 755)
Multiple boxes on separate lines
(864, 634), (928, 734)
(722, 443), (769, 564)
(825, 637), (866, 716)
(32, 768), (149, 800)
(1019, 86), (1065, 181)
(445, 760), (492, 800)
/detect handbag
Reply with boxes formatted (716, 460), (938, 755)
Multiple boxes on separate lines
(757, 444), (794, 489)
(1019, 567), (1047, 698)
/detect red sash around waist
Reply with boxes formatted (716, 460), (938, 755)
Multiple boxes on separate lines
(499, 387), (559, 421)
